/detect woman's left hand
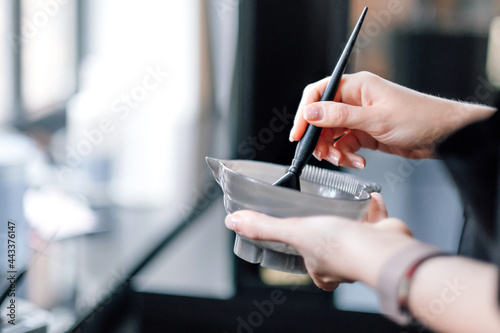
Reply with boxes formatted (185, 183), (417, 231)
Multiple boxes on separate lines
(225, 193), (415, 290)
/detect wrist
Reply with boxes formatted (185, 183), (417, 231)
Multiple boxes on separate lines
(341, 220), (416, 288)
(376, 242), (447, 325)
(446, 100), (496, 135)
(422, 97), (495, 150)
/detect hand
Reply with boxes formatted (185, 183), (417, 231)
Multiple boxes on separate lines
(290, 71), (496, 169)
(225, 193), (414, 290)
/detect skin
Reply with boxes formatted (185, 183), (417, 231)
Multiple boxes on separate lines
(290, 71), (495, 168)
(225, 72), (500, 332)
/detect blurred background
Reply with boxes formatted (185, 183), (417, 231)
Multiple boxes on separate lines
(0, 0), (499, 332)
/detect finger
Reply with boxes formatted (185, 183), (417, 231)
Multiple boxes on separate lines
(313, 280), (340, 292)
(363, 193), (388, 223)
(324, 146), (341, 166)
(322, 129), (348, 166)
(313, 128), (346, 163)
(312, 130), (327, 161)
(298, 72), (381, 136)
(306, 269), (342, 291)
(225, 210), (300, 245)
(313, 128), (342, 161)
(333, 132), (366, 169)
(290, 77), (331, 142)
(303, 101), (367, 131)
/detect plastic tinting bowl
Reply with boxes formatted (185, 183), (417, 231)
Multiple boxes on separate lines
(206, 157), (381, 274)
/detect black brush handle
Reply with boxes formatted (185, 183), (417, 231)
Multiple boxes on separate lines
(289, 7), (367, 176)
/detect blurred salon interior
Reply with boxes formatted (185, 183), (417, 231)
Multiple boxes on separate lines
(1, 0), (500, 332)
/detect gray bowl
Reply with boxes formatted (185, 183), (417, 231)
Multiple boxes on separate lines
(206, 157), (380, 274)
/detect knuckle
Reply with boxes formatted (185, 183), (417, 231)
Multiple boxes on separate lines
(302, 83), (315, 96)
(244, 228), (260, 240)
(288, 217), (303, 225)
(385, 218), (413, 236)
(303, 77), (329, 97)
(238, 222), (257, 239)
(333, 103), (350, 125)
(357, 70), (371, 78)
(358, 71), (376, 81)
(311, 274), (339, 291)
(357, 71), (381, 87)
(241, 225), (261, 239)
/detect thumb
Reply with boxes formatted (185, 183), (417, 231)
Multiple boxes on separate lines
(225, 210), (299, 245)
(374, 218), (413, 237)
(363, 193), (388, 223)
(303, 101), (367, 131)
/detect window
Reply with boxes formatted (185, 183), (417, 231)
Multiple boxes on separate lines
(21, 0), (78, 119)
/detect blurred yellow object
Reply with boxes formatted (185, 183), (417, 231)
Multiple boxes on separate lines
(259, 268), (311, 287)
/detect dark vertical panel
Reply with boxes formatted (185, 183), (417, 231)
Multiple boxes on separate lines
(233, 0), (349, 165)
(392, 32), (489, 101)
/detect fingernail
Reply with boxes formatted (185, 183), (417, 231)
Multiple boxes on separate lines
(289, 132), (295, 142)
(353, 161), (365, 170)
(313, 149), (322, 161)
(225, 214), (241, 232)
(304, 106), (324, 121)
(326, 154), (339, 166)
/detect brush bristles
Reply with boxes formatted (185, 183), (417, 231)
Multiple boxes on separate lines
(302, 165), (359, 196)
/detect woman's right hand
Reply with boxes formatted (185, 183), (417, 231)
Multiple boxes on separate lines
(290, 71), (496, 169)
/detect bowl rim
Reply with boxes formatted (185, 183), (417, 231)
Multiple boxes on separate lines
(213, 157), (373, 203)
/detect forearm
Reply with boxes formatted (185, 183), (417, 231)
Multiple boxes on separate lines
(448, 101), (496, 136)
(424, 97), (495, 152)
(408, 256), (500, 333)
(347, 223), (500, 332)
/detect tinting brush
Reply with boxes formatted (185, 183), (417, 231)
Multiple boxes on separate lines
(273, 6), (368, 191)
